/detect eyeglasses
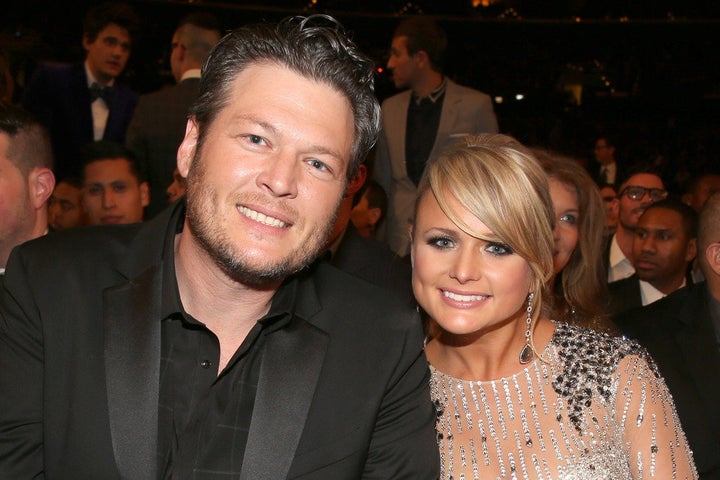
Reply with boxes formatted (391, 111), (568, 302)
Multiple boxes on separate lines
(619, 186), (668, 201)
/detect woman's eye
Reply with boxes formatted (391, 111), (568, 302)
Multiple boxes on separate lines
(427, 236), (454, 249)
(486, 242), (513, 256)
(560, 214), (577, 225)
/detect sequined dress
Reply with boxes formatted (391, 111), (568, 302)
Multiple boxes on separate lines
(430, 322), (698, 479)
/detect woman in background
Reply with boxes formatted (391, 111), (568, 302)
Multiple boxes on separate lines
(412, 134), (696, 479)
(534, 149), (612, 331)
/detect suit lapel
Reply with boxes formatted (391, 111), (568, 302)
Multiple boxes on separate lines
(430, 80), (460, 160)
(240, 319), (328, 480)
(104, 265), (163, 480)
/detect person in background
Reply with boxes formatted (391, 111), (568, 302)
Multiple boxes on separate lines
(374, 15), (498, 257)
(614, 192), (720, 479)
(0, 102), (54, 274)
(592, 135), (624, 187)
(0, 16), (438, 478)
(599, 182), (619, 237)
(534, 149), (611, 332)
(413, 133), (697, 479)
(22, 2), (140, 181)
(608, 198), (697, 315)
(126, 12), (222, 218)
(166, 167), (186, 204)
(682, 171), (720, 213)
(80, 141), (149, 225)
(350, 178), (387, 239)
(605, 167), (666, 282)
(48, 177), (88, 231)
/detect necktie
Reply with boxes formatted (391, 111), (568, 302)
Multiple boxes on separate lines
(89, 83), (113, 103)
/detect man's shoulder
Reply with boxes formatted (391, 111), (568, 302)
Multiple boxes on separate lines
(446, 79), (492, 101)
(381, 90), (412, 109)
(615, 284), (700, 336)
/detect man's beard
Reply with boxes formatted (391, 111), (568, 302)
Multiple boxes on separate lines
(184, 149), (339, 288)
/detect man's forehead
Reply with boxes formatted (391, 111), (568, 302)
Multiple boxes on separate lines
(623, 174), (664, 189)
(640, 208), (682, 227)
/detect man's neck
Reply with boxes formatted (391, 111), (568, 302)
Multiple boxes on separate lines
(412, 71), (444, 99)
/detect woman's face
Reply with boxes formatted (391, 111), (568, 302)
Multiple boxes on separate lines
(549, 177), (580, 275)
(411, 190), (533, 337)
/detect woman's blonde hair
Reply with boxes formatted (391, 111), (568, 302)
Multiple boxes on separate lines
(414, 134), (555, 343)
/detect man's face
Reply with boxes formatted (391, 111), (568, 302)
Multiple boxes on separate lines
(177, 62), (354, 287)
(632, 207), (696, 291)
(688, 175), (720, 212)
(599, 185), (619, 228)
(82, 158), (149, 225)
(166, 168), (186, 203)
(387, 36), (420, 90)
(83, 23), (131, 84)
(617, 173), (665, 231)
(593, 138), (615, 166)
(48, 181), (86, 231)
(0, 134), (33, 266)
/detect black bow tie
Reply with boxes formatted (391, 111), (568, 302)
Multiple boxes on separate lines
(89, 83), (113, 103)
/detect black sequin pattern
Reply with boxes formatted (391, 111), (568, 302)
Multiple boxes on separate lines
(551, 322), (659, 432)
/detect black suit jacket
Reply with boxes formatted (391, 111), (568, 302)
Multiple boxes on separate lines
(615, 283), (720, 479)
(607, 274), (643, 315)
(0, 203), (439, 479)
(331, 223), (414, 306)
(126, 78), (200, 218)
(22, 62), (138, 179)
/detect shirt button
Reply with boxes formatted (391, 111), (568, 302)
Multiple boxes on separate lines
(200, 360), (212, 369)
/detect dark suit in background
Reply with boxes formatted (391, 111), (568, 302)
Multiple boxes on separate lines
(0, 203), (438, 479)
(615, 282), (720, 479)
(126, 77), (200, 218)
(22, 62), (138, 180)
(607, 273), (643, 315)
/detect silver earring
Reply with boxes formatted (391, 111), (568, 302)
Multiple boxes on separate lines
(519, 292), (534, 364)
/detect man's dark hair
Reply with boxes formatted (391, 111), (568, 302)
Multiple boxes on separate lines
(178, 11), (222, 33)
(83, 2), (140, 43)
(617, 162), (664, 192)
(358, 179), (388, 224)
(80, 141), (146, 183)
(0, 101), (53, 176)
(643, 197), (699, 240)
(393, 16), (447, 73)
(190, 15), (380, 178)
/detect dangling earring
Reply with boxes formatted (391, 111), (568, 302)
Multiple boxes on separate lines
(519, 292), (534, 364)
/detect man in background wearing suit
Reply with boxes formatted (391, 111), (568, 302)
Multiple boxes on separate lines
(374, 16), (498, 256)
(127, 12), (222, 219)
(0, 16), (438, 479)
(615, 192), (720, 479)
(22, 2), (139, 181)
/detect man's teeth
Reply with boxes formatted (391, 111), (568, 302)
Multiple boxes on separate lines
(444, 291), (487, 302)
(238, 206), (288, 227)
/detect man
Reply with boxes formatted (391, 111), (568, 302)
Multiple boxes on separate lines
(350, 179), (387, 239)
(598, 183), (619, 237)
(605, 168), (666, 282)
(614, 192), (720, 478)
(608, 198), (697, 314)
(166, 167), (186, 204)
(592, 135), (623, 187)
(126, 12), (222, 218)
(80, 141), (149, 225)
(374, 16), (498, 256)
(0, 16), (438, 479)
(325, 165), (413, 304)
(22, 2), (139, 180)
(48, 177), (88, 231)
(682, 171), (720, 213)
(0, 103), (55, 274)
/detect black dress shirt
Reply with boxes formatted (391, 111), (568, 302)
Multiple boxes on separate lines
(156, 209), (296, 479)
(405, 78), (447, 185)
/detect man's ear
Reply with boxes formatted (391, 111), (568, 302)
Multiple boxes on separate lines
(177, 117), (199, 177)
(82, 34), (92, 52)
(28, 167), (55, 209)
(685, 238), (698, 263)
(706, 243), (720, 277)
(413, 50), (430, 69)
(139, 181), (150, 208)
(345, 164), (367, 198)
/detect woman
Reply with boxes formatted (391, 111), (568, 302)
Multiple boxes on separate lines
(534, 149), (611, 331)
(412, 134), (696, 479)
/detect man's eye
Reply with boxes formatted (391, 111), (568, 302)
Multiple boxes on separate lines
(246, 135), (266, 145)
(307, 159), (329, 171)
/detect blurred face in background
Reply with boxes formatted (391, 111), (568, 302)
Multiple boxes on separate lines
(48, 180), (87, 231)
(83, 158), (149, 225)
(84, 23), (132, 84)
(549, 178), (579, 275)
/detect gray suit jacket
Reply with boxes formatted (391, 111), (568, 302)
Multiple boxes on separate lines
(373, 79), (498, 256)
(126, 77), (200, 218)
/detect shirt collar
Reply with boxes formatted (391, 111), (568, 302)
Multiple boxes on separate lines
(413, 77), (447, 105)
(180, 69), (201, 82)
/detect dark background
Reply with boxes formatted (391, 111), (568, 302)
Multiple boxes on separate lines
(2, 0), (718, 189)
